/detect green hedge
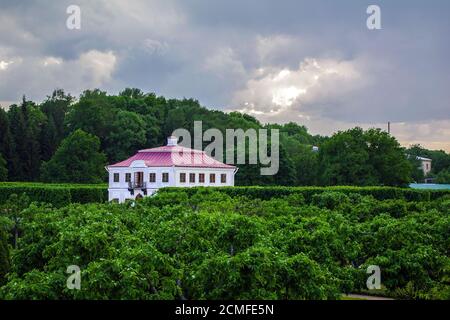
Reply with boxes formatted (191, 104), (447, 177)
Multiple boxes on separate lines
(159, 186), (450, 202)
(1, 183), (448, 207)
(0, 183), (107, 207)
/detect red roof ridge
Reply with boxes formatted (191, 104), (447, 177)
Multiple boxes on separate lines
(109, 145), (236, 169)
(138, 145), (203, 153)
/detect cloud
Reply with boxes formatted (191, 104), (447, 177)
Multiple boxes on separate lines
(231, 57), (362, 117)
(0, 60), (13, 70)
(0, 50), (117, 100)
(203, 47), (246, 78)
(0, 0), (448, 151)
(78, 50), (117, 86)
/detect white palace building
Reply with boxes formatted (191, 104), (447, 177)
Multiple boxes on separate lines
(106, 136), (237, 203)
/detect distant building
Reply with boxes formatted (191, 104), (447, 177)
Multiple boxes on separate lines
(106, 136), (237, 203)
(416, 156), (432, 176)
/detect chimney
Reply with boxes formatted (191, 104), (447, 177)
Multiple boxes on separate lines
(167, 136), (178, 146)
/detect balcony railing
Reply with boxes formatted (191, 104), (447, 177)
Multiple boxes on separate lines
(128, 181), (147, 196)
(128, 181), (147, 189)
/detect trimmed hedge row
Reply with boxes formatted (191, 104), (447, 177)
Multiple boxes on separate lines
(159, 186), (450, 202)
(0, 183), (107, 207)
(1, 183), (449, 207)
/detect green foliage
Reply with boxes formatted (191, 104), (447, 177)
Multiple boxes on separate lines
(104, 110), (147, 162)
(8, 98), (46, 181)
(0, 154), (7, 181)
(160, 185), (449, 202)
(40, 129), (107, 183)
(318, 127), (413, 187)
(407, 144), (450, 183)
(436, 169), (450, 184)
(407, 144), (450, 175)
(0, 189), (448, 300)
(0, 229), (11, 286)
(0, 183), (107, 207)
(0, 109), (15, 179)
(2, 88), (448, 186)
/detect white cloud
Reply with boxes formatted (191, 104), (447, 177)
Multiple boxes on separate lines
(203, 47), (246, 78)
(0, 50), (117, 101)
(78, 50), (117, 87)
(0, 60), (11, 70)
(43, 57), (62, 66)
(231, 57), (361, 117)
(256, 34), (296, 63)
(142, 39), (169, 55)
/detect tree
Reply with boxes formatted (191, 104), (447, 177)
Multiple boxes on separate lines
(319, 127), (412, 187)
(7, 104), (27, 180)
(365, 128), (412, 186)
(0, 153), (7, 181)
(40, 89), (73, 161)
(0, 109), (16, 179)
(319, 127), (376, 186)
(0, 228), (11, 286)
(40, 114), (58, 161)
(408, 156), (425, 183)
(1, 193), (30, 249)
(40, 129), (107, 183)
(436, 169), (450, 184)
(8, 98), (45, 181)
(406, 144), (450, 178)
(274, 144), (297, 186)
(104, 110), (147, 163)
(64, 89), (115, 150)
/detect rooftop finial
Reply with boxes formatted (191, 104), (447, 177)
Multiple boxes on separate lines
(167, 136), (178, 146)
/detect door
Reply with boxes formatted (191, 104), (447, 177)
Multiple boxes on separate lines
(134, 172), (144, 188)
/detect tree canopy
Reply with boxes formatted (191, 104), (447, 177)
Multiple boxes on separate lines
(40, 129), (107, 183)
(0, 88), (447, 186)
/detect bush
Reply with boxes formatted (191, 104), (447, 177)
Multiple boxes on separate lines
(1, 187), (448, 300)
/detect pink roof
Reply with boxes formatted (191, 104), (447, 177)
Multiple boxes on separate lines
(109, 145), (236, 169)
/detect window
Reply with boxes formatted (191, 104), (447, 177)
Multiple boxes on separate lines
(135, 172), (143, 187)
(125, 173), (131, 183)
(149, 173), (156, 183)
(199, 173), (205, 183)
(221, 173), (227, 183)
(189, 173), (196, 183)
(113, 173), (119, 182)
(209, 173), (215, 183)
(180, 173), (186, 183)
(162, 172), (169, 183)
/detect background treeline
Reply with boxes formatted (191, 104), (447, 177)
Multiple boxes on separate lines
(0, 189), (448, 299)
(1, 88), (449, 186)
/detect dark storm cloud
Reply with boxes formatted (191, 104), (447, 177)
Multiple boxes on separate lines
(0, 0), (449, 150)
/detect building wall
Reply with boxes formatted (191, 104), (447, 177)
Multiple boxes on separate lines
(107, 165), (235, 203)
(173, 167), (235, 187)
(421, 160), (432, 176)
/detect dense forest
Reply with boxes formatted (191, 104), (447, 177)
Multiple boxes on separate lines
(1, 88), (449, 186)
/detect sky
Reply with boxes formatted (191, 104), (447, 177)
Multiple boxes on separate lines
(0, 0), (449, 151)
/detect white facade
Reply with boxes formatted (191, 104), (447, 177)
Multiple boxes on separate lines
(106, 137), (237, 203)
(417, 156), (432, 176)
